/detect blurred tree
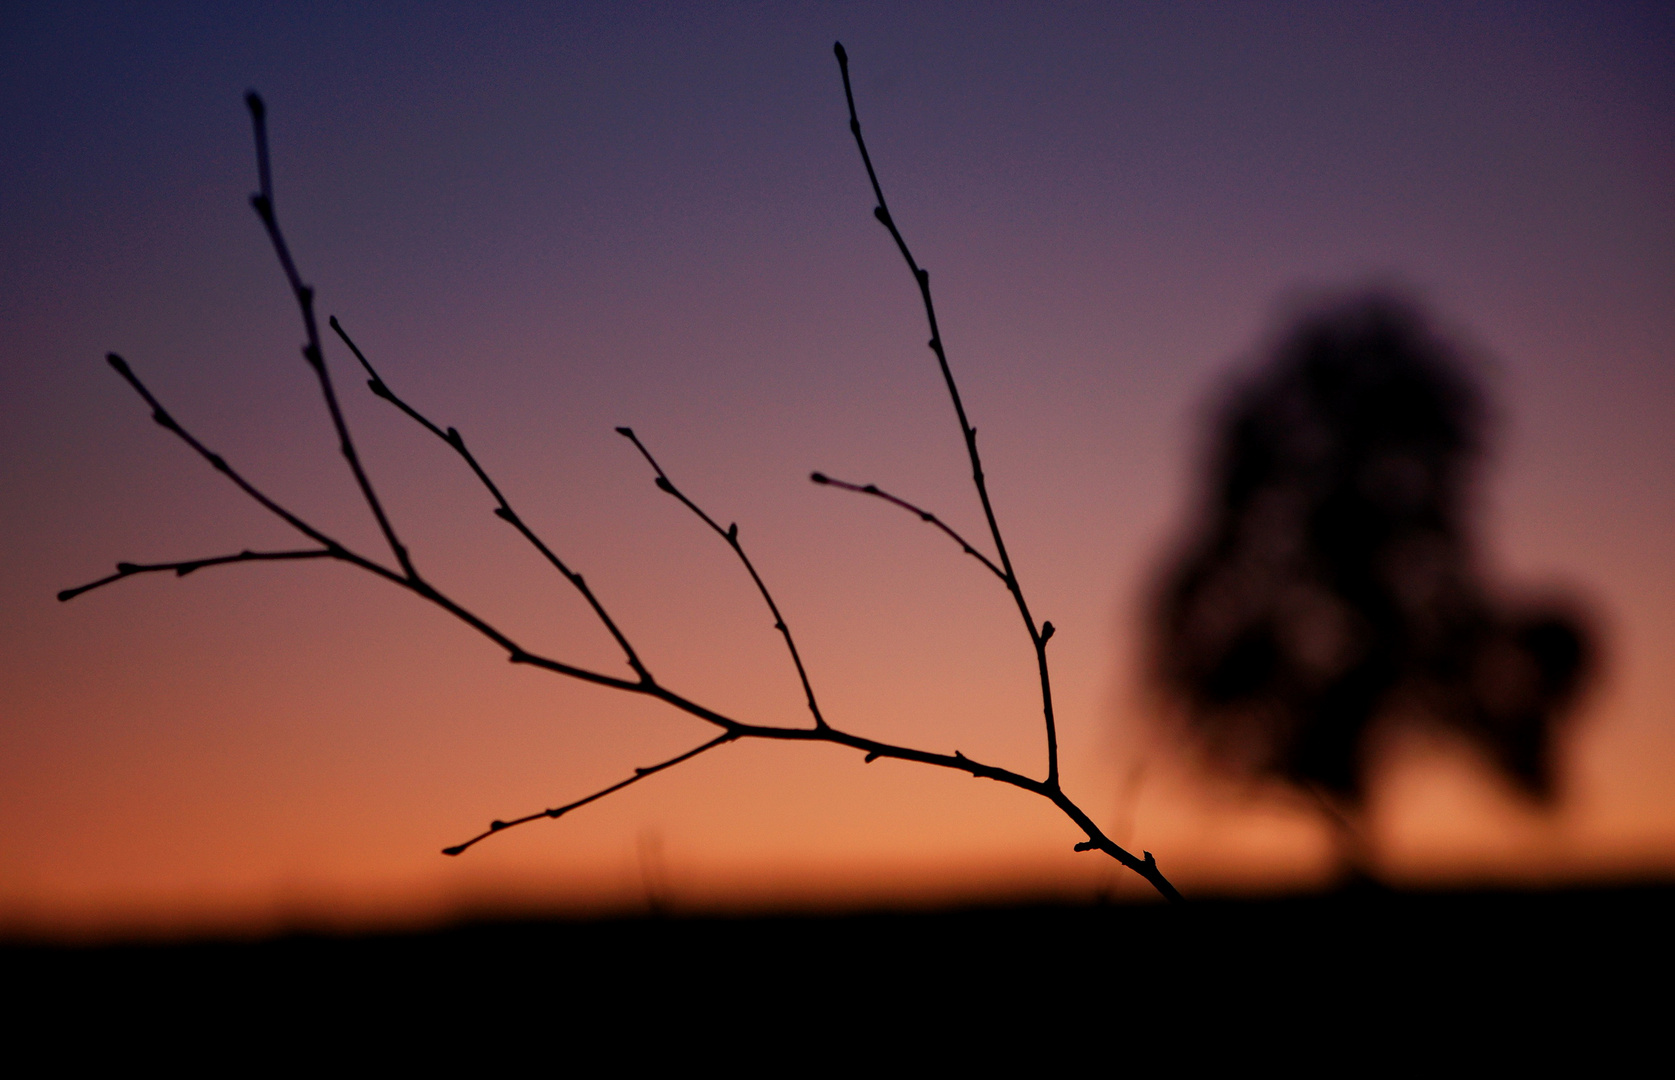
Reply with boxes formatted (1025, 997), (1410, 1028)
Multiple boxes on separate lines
(1152, 295), (1594, 825)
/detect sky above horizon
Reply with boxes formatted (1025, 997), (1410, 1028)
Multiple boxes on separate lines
(3, 1), (1672, 935)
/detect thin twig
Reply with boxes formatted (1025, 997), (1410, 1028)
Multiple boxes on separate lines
(101, 353), (353, 558)
(618, 428), (829, 730)
(244, 92), (415, 581)
(833, 43), (1061, 788)
(330, 316), (654, 685)
(810, 472), (1005, 581)
(58, 548), (332, 602)
(443, 733), (737, 855)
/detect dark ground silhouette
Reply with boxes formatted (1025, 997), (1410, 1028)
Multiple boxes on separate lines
(1154, 295), (1594, 809)
(4, 886), (1665, 1058)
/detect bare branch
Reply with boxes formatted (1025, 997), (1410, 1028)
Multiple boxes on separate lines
(618, 428), (829, 730)
(448, 712), (1182, 902)
(93, 358), (644, 699)
(810, 472), (1005, 581)
(243, 92), (415, 581)
(833, 43), (1061, 787)
(78, 80), (1185, 903)
(330, 316), (654, 685)
(102, 353), (364, 560)
(443, 733), (737, 855)
(58, 548), (332, 602)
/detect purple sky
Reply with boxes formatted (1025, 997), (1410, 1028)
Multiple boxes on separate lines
(3, 2), (1672, 932)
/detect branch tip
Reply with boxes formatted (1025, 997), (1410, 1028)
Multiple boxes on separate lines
(615, 426), (634, 438)
(1074, 840), (1098, 853)
(833, 41), (847, 65)
(864, 751), (880, 763)
(441, 846), (464, 857)
(244, 90), (264, 120)
(810, 472), (829, 484)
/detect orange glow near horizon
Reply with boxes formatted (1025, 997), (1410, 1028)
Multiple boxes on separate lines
(3, 4), (1673, 939)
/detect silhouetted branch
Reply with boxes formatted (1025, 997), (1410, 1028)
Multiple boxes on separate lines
(58, 548), (332, 602)
(99, 352), (356, 559)
(833, 42), (1061, 788)
(810, 472), (1005, 581)
(244, 92), (415, 582)
(70, 61), (1185, 903)
(330, 316), (654, 684)
(443, 732), (738, 855)
(618, 427), (828, 730)
(88, 351), (644, 694)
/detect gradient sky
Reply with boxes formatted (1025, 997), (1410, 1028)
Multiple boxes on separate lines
(3, 1), (1672, 936)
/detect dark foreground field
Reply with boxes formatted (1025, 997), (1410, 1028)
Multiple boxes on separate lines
(6, 884), (1666, 1062)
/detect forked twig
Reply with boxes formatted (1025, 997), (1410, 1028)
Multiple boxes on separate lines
(66, 60), (1184, 903)
(830, 42), (1062, 788)
(330, 316), (654, 685)
(99, 352), (351, 558)
(74, 354), (643, 696)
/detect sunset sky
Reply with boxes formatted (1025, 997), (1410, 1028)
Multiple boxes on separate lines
(3, 2), (1672, 936)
